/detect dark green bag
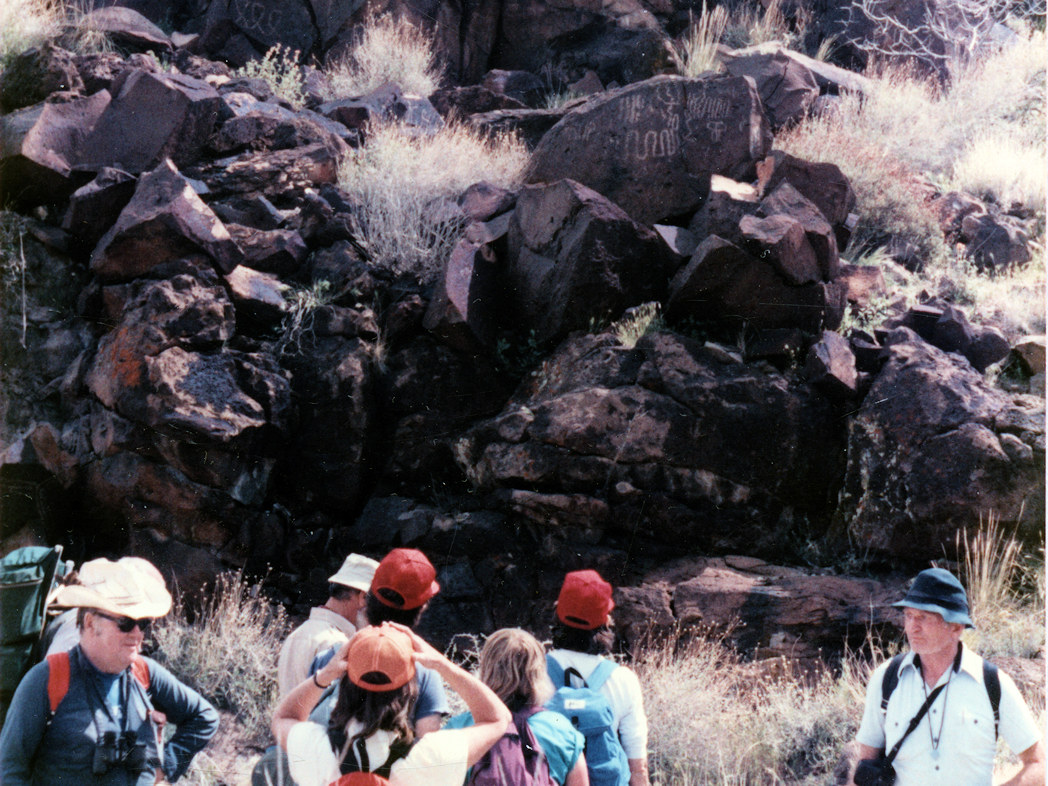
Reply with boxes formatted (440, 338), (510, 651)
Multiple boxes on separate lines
(0, 545), (68, 723)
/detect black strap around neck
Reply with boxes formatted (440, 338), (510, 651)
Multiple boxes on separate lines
(885, 682), (947, 764)
(339, 737), (412, 779)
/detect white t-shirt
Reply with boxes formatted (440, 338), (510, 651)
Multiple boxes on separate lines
(856, 646), (1041, 786)
(287, 720), (469, 786)
(277, 608), (358, 697)
(548, 649), (649, 759)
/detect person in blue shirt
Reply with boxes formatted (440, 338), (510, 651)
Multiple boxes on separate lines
(446, 628), (589, 786)
(0, 557), (219, 786)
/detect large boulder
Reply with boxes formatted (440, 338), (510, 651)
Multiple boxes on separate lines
(0, 91), (111, 207)
(723, 47), (818, 130)
(77, 69), (225, 174)
(77, 7), (173, 53)
(505, 179), (675, 344)
(0, 44), (84, 113)
(457, 331), (845, 554)
(200, 0), (317, 62)
(614, 556), (905, 661)
(90, 159), (243, 280)
(526, 74), (773, 224)
(838, 334), (1045, 557)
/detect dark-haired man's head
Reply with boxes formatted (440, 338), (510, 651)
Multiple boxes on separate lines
(552, 569), (616, 655)
(364, 549), (440, 630)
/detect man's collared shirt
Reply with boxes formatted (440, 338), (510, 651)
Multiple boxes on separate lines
(856, 644), (1041, 785)
(276, 607), (357, 697)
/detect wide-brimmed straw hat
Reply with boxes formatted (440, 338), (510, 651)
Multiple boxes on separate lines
(52, 557), (172, 619)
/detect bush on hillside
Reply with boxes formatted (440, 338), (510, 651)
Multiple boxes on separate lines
(338, 121), (528, 285)
(324, 12), (442, 99)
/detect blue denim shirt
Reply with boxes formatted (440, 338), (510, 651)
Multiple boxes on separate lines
(0, 646), (219, 786)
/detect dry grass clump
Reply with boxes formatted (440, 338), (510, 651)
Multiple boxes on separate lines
(339, 121), (528, 284)
(675, 3), (730, 77)
(152, 572), (289, 747)
(325, 11), (442, 99)
(637, 634), (859, 785)
(959, 513), (1046, 661)
(0, 0), (64, 69)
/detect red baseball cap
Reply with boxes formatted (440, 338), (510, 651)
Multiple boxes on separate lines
(557, 570), (615, 629)
(371, 549), (440, 610)
(346, 625), (416, 692)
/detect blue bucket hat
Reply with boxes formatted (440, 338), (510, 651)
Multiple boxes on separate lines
(892, 568), (974, 628)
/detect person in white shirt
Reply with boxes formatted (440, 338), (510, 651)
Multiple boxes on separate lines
(272, 623), (510, 786)
(547, 570), (650, 786)
(852, 567), (1045, 786)
(277, 554), (378, 698)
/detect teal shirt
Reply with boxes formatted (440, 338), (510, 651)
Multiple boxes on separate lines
(446, 708), (584, 785)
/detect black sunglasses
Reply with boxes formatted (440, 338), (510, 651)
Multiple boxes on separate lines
(93, 611), (154, 633)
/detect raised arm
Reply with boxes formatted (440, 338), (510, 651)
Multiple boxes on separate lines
(393, 624), (510, 767)
(272, 641), (349, 748)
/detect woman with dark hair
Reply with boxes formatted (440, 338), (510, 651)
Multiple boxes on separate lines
(273, 623), (509, 786)
(446, 628), (589, 786)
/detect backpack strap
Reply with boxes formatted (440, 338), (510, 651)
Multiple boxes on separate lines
(546, 654), (566, 687)
(982, 660), (1001, 740)
(340, 737), (411, 779)
(879, 653), (905, 712)
(47, 652), (152, 716)
(586, 659), (618, 691)
(46, 651), (71, 715)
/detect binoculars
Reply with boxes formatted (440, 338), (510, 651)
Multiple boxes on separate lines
(91, 730), (150, 776)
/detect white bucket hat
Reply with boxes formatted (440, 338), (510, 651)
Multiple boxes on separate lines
(328, 553), (379, 593)
(52, 557), (173, 619)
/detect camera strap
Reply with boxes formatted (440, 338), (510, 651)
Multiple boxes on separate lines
(884, 682), (946, 764)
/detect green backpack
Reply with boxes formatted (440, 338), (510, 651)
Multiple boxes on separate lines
(0, 545), (69, 724)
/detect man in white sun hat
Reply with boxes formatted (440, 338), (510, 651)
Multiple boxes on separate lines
(277, 553), (379, 698)
(0, 556), (219, 785)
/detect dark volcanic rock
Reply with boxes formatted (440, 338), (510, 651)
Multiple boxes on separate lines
(61, 167), (137, 249)
(90, 159), (243, 280)
(0, 91), (111, 207)
(78, 69), (225, 174)
(77, 7), (173, 53)
(526, 74), (773, 224)
(0, 44), (84, 113)
(839, 336), (1045, 557)
(505, 179), (674, 343)
(723, 46), (818, 129)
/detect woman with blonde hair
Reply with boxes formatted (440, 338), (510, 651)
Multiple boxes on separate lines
(447, 628), (589, 786)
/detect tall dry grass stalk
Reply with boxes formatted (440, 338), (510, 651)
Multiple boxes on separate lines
(339, 121), (528, 284)
(1, 0), (65, 68)
(675, 2), (729, 77)
(958, 512), (1046, 660)
(325, 11), (442, 99)
(152, 572), (289, 746)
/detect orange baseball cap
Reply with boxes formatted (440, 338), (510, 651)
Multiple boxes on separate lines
(346, 625), (416, 692)
(371, 549), (440, 610)
(557, 570), (615, 629)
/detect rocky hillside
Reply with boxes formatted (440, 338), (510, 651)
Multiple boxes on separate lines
(0, 0), (1043, 664)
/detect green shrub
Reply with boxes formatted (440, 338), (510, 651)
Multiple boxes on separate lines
(338, 121), (528, 284)
(235, 45), (306, 109)
(324, 12), (442, 99)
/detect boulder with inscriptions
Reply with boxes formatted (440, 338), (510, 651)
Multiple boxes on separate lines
(201, 0), (316, 61)
(0, 91), (111, 207)
(505, 179), (675, 343)
(78, 69), (225, 174)
(90, 159), (243, 280)
(525, 74), (772, 225)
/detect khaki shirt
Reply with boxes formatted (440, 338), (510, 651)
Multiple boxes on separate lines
(277, 607), (357, 697)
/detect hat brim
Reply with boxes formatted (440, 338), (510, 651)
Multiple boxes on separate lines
(892, 599), (975, 628)
(52, 584), (173, 619)
(329, 578), (372, 593)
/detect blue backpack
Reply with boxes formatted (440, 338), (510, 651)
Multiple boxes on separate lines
(545, 655), (630, 786)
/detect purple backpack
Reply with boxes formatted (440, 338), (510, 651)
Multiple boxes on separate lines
(468, 707), (558, 786)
